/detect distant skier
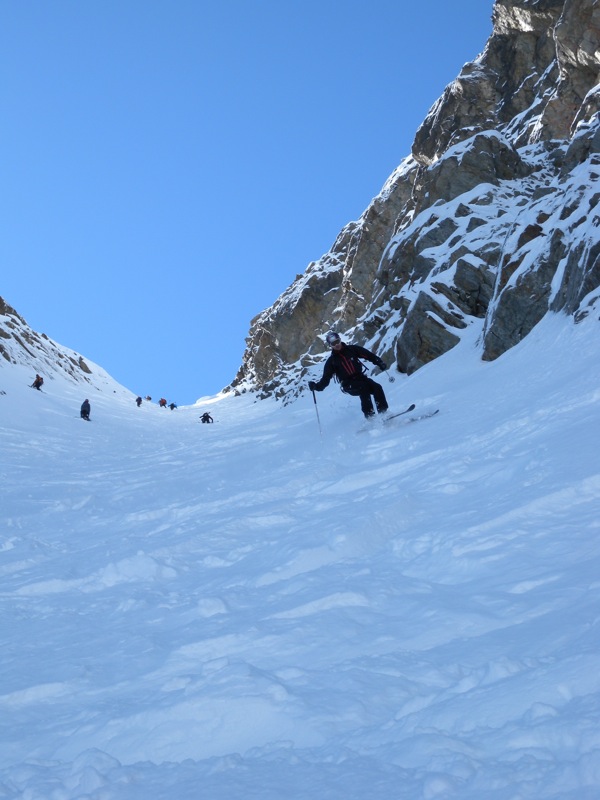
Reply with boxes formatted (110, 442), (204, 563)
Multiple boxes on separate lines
(80, 399), (91, 421)
(308, 331), (389, 419)
(136, 396), (142, 407)
(169, 402), (177, 410)
(200, 412), (213, 423)
(159, 398), (167, 408)
(31, 374), (44, 390)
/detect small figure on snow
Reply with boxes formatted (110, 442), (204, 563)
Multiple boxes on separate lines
(200, 412), (213, 423)
(80, 399), (91, 421)
(169, 402), (177, 410)
(145, 395), (152, 402)
(31, 374), (44, 390)
(136, 396), (143, 407)
(308, 331), (389, 419)
(159, 398), (167, 408)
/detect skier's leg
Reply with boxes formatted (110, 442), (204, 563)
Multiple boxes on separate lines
(372, 381), (388, 413)
(359, 390), (375, 417)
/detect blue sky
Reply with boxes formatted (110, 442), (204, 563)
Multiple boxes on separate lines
(1, 1), (493, 405)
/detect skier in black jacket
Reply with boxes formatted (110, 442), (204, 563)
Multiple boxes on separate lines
(308, 331), (389, 418)
(80, 399), (91, 421)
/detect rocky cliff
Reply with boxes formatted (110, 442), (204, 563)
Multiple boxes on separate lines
(0, 296), (124, 394)
(231, 0), (600, 400)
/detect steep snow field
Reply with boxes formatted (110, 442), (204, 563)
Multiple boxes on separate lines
(1, 313), (599, 799)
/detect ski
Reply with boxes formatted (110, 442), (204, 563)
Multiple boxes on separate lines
(357, 403), (416, 433)
(383, 403), (415, 421)
(394, 409), (440, 424)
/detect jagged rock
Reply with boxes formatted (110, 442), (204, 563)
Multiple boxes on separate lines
(412, 132), (531, 213)
(550, 236), (600, 315)
(562, 115), (600, 172)
(395, 292), (465, 374)
(0, 295), (100, 385)
(232, 0), (600, 399)
(412, 1), (565, 164)
(482, 226), (565, 360)
(534, 0), (600, 140)
(0, 297), (23, 322)
(433, 257), (495, 318)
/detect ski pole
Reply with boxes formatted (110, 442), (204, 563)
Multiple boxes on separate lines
(311, 390), (323, 436)
(372, 366), (395, 383)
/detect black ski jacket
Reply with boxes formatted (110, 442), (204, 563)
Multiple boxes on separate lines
(313, 344), (385, 391)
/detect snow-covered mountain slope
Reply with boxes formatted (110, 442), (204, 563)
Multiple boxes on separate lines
(1, 311), (599, 799)
(0, 296), (135, 400)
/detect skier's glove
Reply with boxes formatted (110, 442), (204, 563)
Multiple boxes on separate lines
(378, 361), (388, 371)
(308, 381), (318, 392)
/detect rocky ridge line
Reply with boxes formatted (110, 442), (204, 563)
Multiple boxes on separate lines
(230, 0), (600, 401)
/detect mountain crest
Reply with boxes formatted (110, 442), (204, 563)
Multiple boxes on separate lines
(231, 0), (600, 401)
(0, 296), (120, 393)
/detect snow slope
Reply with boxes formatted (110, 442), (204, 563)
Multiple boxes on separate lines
(1, 313), (599, 799)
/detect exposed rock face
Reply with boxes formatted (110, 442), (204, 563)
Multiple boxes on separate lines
(0, 297), (97, 385)
(232, 0), (600, 400)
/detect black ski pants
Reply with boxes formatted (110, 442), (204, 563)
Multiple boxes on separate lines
(342, 376), (388, 418)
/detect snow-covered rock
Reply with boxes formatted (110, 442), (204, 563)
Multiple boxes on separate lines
(233, 0), (600, 401)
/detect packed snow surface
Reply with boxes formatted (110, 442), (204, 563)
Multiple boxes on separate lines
(1, 314), (599, 799)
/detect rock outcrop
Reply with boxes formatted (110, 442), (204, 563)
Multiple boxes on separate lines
(232, 0), (600, 400)
(0, 296), (103, 387)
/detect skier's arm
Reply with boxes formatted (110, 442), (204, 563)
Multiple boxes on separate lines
(355, 346), (387, 370)
(309, 359), (334, 391)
